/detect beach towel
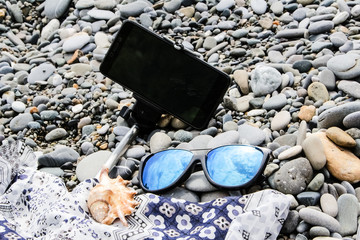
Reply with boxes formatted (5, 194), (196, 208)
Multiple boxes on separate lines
(0, 140), (290, 240)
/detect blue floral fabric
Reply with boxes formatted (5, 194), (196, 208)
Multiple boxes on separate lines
(0, 141), (290, 240)
(143, 194), (246, 240)
(0, 217), (26, 240)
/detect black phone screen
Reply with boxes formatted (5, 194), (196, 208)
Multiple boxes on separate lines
(100, 21), (230, 129)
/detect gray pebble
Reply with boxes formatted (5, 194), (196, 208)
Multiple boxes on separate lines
(320, 193), (338, 217)
(149, 132), (172, 153)
(27, 63), (55, 84)
(38, 146), (79, 167)
(298, 207), (341, 233)
(44, 0), (72, 19)
(250, 0), (267, 15)
(76, 151), (111, 181)
(309, 226), (330, 238)
(45, 128), (68, 141)
(161, 187), (199, 202)
(337, 194), (359, 236)
(250, 65), (282, 96)
(164, 0), (182, 13)
(119, 1), (150, 18)
(273, 157), (313, 195)
(9, 113), (33, 132)
(207, 130), (240, 148)
(184, 171), (218, 192)
(296, 191), (321, 206)
(125, 146), (146, 159)
(337, 80), (360, 99)
(307, 173), (325, 192)
(282, 210), (300, 234)
(318, 102), (360, 129)
(237, 124), (265, 146)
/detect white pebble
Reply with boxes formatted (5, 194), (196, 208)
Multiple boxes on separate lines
(72, 104), (83, 114)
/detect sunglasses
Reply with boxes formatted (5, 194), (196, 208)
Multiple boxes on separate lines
(138, 145), (269, 193)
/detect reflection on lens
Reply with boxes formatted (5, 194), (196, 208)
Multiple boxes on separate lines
(142, 150), (193, 191)
(206, 145), (264, 187)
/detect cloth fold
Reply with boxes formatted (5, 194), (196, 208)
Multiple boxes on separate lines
(0, 141), (290, 240)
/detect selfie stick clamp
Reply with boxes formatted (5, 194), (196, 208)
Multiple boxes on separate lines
(96, 97), (163, 179)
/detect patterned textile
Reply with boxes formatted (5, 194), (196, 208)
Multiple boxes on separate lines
(0, 141), (290, 240)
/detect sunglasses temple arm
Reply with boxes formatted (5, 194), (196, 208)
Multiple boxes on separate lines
(95, 124), (140, 180)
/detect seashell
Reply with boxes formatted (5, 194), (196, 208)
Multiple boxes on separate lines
(87, 167), (138, 226)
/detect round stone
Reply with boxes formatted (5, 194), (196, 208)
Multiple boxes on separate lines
(9, 113), (34, 132)
(316, 132), (360, 183)
(337, 80), (360, 99)
(327, 53), (360, 79)
(308, 20), (334, 35)
(207, 130), (240, 148)
(237, 124), (266, 146)
(307, 173), (325, 191)
(278, 145), (302, 160)
(343, 111), (360, 128)
(298, 105), (316, 122)
(38, 146), (79, 167)
(319, 69), (336, 90)
(63, 33), (91, 53)
(273, 157), (313, 195)
(318, 102), (360, 129)
(271, 111), (291, 131)
(263, 93), (287, 110)
(337, 194), (359, 236)
(293, 60), (312, 73)
(307, 82), (329, 102)
(309, 226), (330, 238)
(298, 207), (340, 233)
(250, 65), (282, 96)
(11, 101), (26, 113)
(233, 70), (249, 94)
(215, 0), (235, 12)
(326, 126), (356, 148)
(119, 1), (150, 17)
(302, 135), (326, 170)
(184, 171), (218, 192)
(76, 151), (111, 181)
(250, 0), (267, 14)
(27, 63), (56, 84)
(320, 193), (338, 217)
(296, 191), (321, 206)
(45, 128), (68, 141)
(174, 130), (193, 142)
(149, 132), (172, 153)
(44, 0), (72, 19)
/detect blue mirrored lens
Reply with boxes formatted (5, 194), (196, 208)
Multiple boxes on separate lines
(206, 145), (264, 187)
(142, 150), (193, 191)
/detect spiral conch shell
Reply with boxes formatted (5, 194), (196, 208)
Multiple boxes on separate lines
(87, 168), (138, 226)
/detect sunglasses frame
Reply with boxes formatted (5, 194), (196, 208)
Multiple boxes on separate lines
(138, 144), (269, 193)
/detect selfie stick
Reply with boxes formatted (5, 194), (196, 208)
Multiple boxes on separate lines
(95, 124), (139, 179)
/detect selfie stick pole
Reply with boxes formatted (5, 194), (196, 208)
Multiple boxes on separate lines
(95, 124), (139, 179)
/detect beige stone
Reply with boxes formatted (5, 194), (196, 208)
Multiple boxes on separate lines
(302, 134), (327, 170)
(298, 105), (316, 122)
(233, 70), (249, 94)
(315, 132), (360, 183)
(326, 126), (356, 148)
(308, 82), (329, 102)
(178, 6), (195, 18)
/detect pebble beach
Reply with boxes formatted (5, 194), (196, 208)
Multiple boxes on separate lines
(0, 0), (360, 239)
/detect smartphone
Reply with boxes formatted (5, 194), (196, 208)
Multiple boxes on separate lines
(100, 20), (230, 129)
